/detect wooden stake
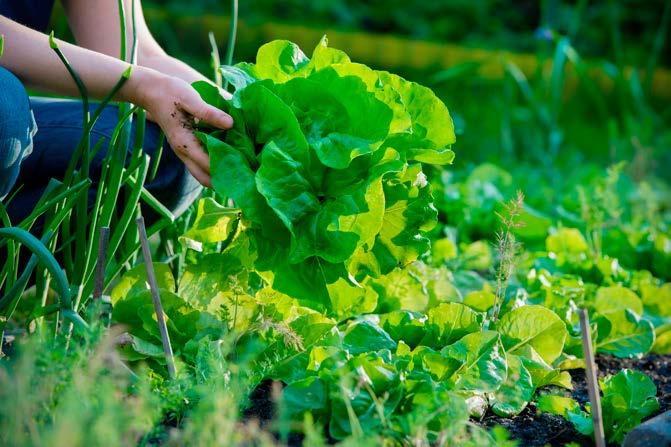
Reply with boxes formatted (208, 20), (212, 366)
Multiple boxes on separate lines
(579, 308), (606, 447)
(136, 217), (176, 379)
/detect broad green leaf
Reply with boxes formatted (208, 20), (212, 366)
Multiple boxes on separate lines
(441, 330), (507, 393)
(113, 290), (226, 358)
(282, 376), (328, 418)
(178, 253), (255, 329)
(595, 309), (655, 357)
(536, 394), (580, 416)
(491, 354), (534, 417)
(110, 262), (175, 305)
(413, 346), (458, 380)
(203, 134), (286, 239)
(330, 61), (412, 135)
(288, 177), (385, 264)
(567, 409), (594, 436)
(251, 40), (310, 82)
(328, 353), (402, 440)
(178, 253), (247, 306)
(117, 333), (165, 362)
(377, 70), (456, 150)
(137, 291), (226, 348)
(354, 165), (437, 276)
(463, 288), (496, 312)
(545, 228), (592, 269)
(277, 70), (392, 169)
(536, 395), (593, 437)
(255, 141), (320, 235)
(327, 276), (378, 320)
(380, 310), (427, 348)
(370, 266), (428, 313)
(601, 369), (658, 415)
(180, 198), (240, 250)
(496, 305), (568, 364)
(422, 302), (482, 348)
(600, 370), (660, 443)
(219, 65), (256, 91)
(342, 319), (397, 355)
(652, 323), (671, 354)
(593, 286), (643, 316)
(191, 80), (228, 109)
(415, 263), (460, 308)
(430, 238), (458, 266)
(512, 204), (553, 242)
(256, 245), (354, 313)
(237, 82), (314, 168)
(289, 312), (337, 347)
(307, 345), (348, 373)
(399, 380), (470, 436)
(641, 283), (671, 326)
(515, 344), (568, 389)
(310, 36), (350, 70)
(461, 240), (493, 271)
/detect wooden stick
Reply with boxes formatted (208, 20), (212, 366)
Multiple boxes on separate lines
(93, 226), (110, 302)
(579, 308), (606, 447)
(136, 217), (176, 379)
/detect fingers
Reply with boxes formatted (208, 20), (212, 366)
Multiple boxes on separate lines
(181, 90), (233, 130)
(169, 129), (212, 187)
(183, 158), (212, 188)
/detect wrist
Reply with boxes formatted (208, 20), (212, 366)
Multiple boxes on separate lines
(118, 65), (167, 109)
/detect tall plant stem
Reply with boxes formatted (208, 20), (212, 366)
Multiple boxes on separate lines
(222, 0), (238, 90)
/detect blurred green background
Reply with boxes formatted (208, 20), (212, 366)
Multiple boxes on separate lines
(149, 0), (671, 67)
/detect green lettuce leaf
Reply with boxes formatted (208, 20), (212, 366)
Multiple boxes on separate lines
(422, 302), (482, 348)
(496, 305), (568, 364)
(441, 330), (507, 393)
(491, 354), (534, 417)
(595, 309), (655, 357)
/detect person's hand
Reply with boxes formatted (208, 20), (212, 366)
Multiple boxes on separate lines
(131, 69), (233, 187)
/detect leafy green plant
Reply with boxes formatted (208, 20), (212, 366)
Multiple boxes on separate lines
(192, 37), (455, 315)
(538, 369), (660, 444)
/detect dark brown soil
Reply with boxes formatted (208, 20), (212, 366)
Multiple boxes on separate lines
(481, 354), (671, 447)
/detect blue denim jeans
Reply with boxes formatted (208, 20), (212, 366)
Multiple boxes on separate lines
(0, 66), (201, 224)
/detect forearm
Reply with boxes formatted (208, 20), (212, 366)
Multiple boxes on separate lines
(0, 15), (157, 106)
(140, 52), (208, 85)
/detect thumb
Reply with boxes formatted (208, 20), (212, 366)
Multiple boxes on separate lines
(181, 90), (234, 129)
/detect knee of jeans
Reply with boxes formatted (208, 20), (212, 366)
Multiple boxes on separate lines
(0, 68), (35, 198)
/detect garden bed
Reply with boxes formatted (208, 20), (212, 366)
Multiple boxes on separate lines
(241, 355), (671, 446)
(482, 354), (671, 446)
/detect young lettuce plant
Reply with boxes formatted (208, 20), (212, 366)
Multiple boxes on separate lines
(193, 38), (456, 315)
(538, 369), (660, 444)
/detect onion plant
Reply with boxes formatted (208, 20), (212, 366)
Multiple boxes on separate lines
(0, 0), (177, 348)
